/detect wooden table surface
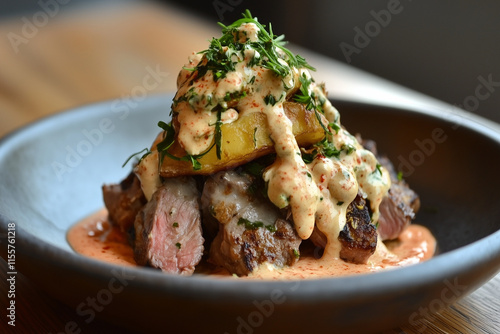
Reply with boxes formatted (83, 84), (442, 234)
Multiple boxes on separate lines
(0, 2), (499, 333)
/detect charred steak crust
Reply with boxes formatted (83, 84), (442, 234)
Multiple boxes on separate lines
(210, 218), (301, 276)
(202, 171), (301, 276)
(338, 195), (377, 264)
(133, 177), (204, 275)
(361, 138), (420, 240)
(102, 172), (146, 233)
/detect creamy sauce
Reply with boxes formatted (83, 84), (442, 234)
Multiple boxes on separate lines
(67, 210), (436, 279)
(161, 22), (391, 259)
(67, 209), (136, 267)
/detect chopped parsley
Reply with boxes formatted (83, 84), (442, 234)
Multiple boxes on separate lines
(175, 242), (181, 249)
(373, 163), (383, 175)
(300, 149), (317, 164)
(264, 94), (278, 106)
(301, 138), (356, 164)
(183, 9), (314, 86)
(217, 10), (315, 77)
(294, 72), (330, 136)
(155, 120), (214, 171)
(329, 122), (341, 134)
(238, 217), (276, 232)
(215, 108), (223, 160)
(121, 148), (151, 168)
(253, 127), (258, 148)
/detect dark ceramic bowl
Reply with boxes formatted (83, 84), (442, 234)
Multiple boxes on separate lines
(1, 95), (500, 334)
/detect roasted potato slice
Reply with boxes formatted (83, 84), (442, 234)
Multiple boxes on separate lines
(159, 102), (326, 177)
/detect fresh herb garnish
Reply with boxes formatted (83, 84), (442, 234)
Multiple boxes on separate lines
(215, 109), (223, 160)
(300, 148), (317, 164)
(122, 148), (151, 168)
(218, 10), (315, 77)
(329, 122), (341, 134)
(264, 94), (277, 106)
(224, 90), (247, 102)
(156, 120), (213, 171)
(185, 10), (314, 84)
(294, 72), (330, 135)
(253, 127), (258, 148)
(299, 137), (357, 165)
(265, 224), (277, 233)
(238, 217), (263, 229)
(373, 163), (383, 175)
(294, 72), (315, 110)
(238, 217), (276, 232)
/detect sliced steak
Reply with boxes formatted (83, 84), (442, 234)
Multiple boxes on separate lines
(102, 172), (146, 233)
(377, 155), (420, 211)
(376, 155), (420, 240)
(202, 171), (301, 276)
(377, 182), (418, 240)
(362, 139), (420, 240)
(338, 194), (377, 264)
(134, 177), (204, 275)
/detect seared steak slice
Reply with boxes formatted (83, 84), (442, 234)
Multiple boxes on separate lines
(376, 155), (420, 240)
(102, 172), (146, 233)
(377, 155), (420, 212)
(210, 218), (301, 276)
(362, 139), (420, 240)
(338, 195), (377, 264)
(377, 181), (418, 240)
(134, 177), (204, 275)
(202, 171), (301, 276)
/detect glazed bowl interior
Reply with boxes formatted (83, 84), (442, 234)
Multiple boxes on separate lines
(339, 101), (500, 253)
(1, 95), (500, 334)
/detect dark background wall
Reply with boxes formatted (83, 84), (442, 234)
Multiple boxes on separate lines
(162, 0), (500, 124)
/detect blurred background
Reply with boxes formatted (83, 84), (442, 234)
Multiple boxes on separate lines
(169, 0), (500, 123)
(1, 0), (499, 135)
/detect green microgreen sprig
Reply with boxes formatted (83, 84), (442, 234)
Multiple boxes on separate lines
(294, 72), (334, 137)
(300, 137), (357, 164)
(156, 120), (214, 171)
(185, 10), (314, 83)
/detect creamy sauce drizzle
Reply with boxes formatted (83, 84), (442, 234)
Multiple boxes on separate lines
(67, 210), (436, 279)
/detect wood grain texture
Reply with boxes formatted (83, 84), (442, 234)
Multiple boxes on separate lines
(0, 2), (499, 333)
(0, 1), (217, 138)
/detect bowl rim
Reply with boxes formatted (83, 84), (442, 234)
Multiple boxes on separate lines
(1, 94), (500, 303)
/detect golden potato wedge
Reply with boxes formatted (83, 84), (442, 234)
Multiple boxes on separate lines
(159, 102), (326, 177)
